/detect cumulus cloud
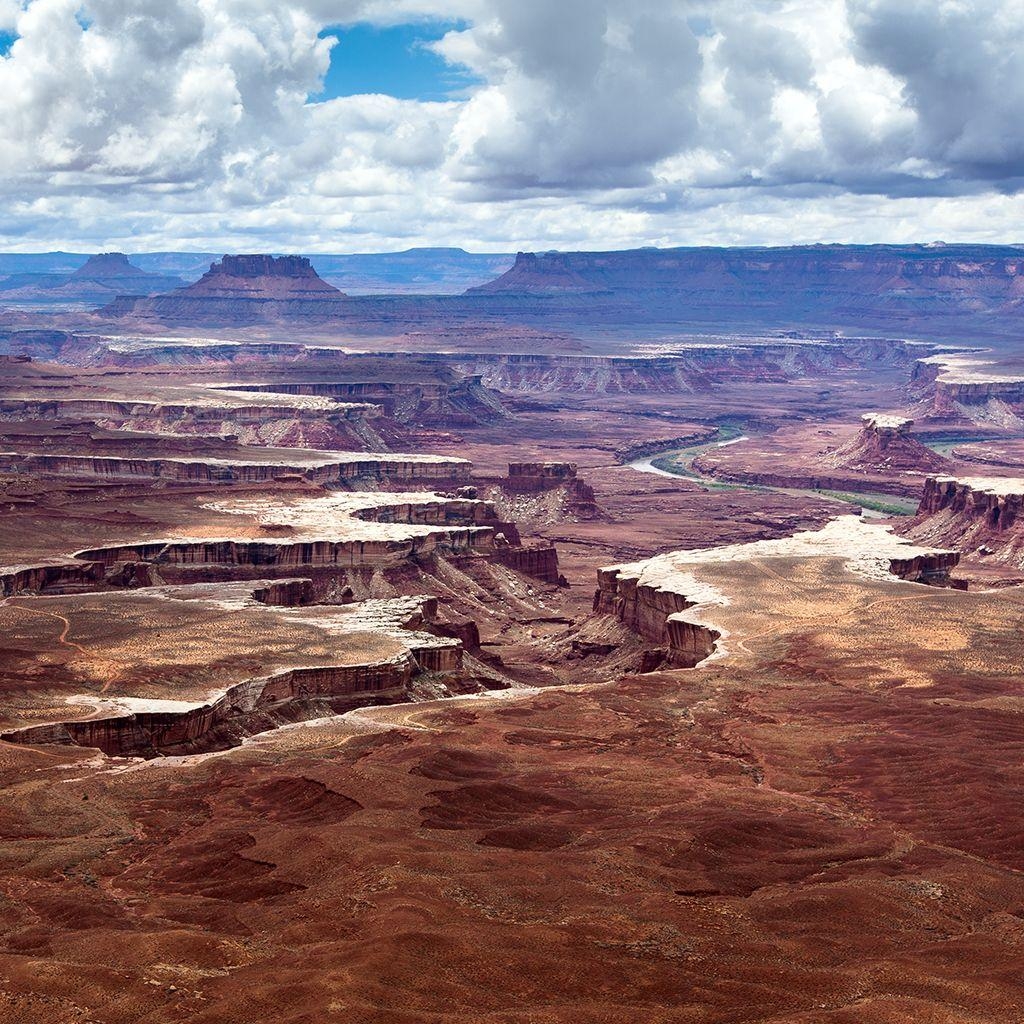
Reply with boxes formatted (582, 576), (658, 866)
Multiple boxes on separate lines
(848, 0), (1024, 184)
(0, 0), (1022, 250)
(438, 0), (703, 192)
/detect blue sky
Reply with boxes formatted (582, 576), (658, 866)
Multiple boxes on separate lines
(0, 31), (16, 56)
(315, 21), (478, 102)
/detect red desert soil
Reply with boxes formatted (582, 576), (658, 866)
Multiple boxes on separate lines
(2, 331), (1024, 1023)
(3, 555), (1024, 1023)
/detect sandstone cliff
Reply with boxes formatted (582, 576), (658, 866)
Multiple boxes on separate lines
(905, 476), (1024, 569)
(100, 254), (350, 325)
(466, 244), (1024, 336)
(825, 414), (951, 474)
(0, 590), (472, 757)
(0, 252), (184, 305)
(596, 517), (959, 670)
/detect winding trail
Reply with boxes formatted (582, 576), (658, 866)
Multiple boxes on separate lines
(5, 602), (91, 658)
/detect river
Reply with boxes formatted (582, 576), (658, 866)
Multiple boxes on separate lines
(627, 427), (919, 516)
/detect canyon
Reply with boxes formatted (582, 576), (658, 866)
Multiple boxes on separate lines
(3, 246), (1024, 1024)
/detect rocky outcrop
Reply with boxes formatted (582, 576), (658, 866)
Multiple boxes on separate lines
(904, 476), (1024, 570)
(252, 579), (314, 606)
(506, 462), (580, 492)
(492, 542), (563, 586)
(500, 462), (602, 520)
(594, 567), (719, 669)
(826, 414), (951, 474)
(185, 255), (345, 298)
(101, 254), (351, 325)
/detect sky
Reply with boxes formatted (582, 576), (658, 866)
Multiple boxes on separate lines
(0, 0), (1023, 253)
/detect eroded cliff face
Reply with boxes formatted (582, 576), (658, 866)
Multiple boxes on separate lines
(492, 543), (563, 586)
(467, 246), (1024, 336)
(185, 255), (346, 298)
(910, 353), (1024, 428)
(100, 254), (354, 325)
(905, 477), (1024, 569)
(0, 590), (475, 758)
(593, 567), (720, 669)
(2, 656), (416, 758)
(440, 344), (910, 394)
(595, 517), (960, 671)
(0, 560), (105, 597)
(75, 528), (496, 572)
(0, 394), (388, 451)
(929, 378), (1024, 428)
(217, 375), (506, 428)
(826, 414), (951, 474)
(0, 449), (471, 486)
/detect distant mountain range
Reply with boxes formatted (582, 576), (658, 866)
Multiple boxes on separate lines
(463, 243), (1024, 339)
(0, 248), (514, 303)
(7, 243), (1024, 342)
(0, 253), (186, 307)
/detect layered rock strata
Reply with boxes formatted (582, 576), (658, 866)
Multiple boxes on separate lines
(502, 462), (601, 520)
(913, 354), (1024, 428)
(1, 591), (464, 758)
(905, 476), (1024, 568)
(0, 391), (387, 450)
(0, 560), (105, 597)
(216, 374), (506, 427)
(465, 244), (1024, 336)
(491, 542), (563, 586)
(57, 493), (532, 592)
(596, 517), (959, 669)
(438, 343), (914, 394)
(825, 413), (951, 474)
(101, 254), (351, 324)
(0, 449), (470, 486)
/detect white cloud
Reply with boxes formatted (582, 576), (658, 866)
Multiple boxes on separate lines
(0, 0), (1022, 251)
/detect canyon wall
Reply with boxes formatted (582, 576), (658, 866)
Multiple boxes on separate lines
(906, 477), (1024, 568)
(594, 567), (719, 668)
(492, 543), (563, 585)
(74, 527), (496, 572)
(0, 395), (388, 450)
(466, 245), (1024, 336)
(438, 344), (911, 394)
(2, 656), (417, 758)
(216, 374), (506, 427)
(0, 451), (471, 487)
